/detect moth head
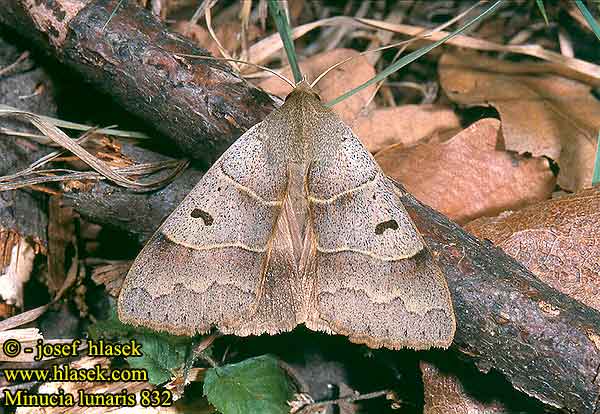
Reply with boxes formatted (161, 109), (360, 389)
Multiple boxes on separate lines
(285, 80), (322, 103)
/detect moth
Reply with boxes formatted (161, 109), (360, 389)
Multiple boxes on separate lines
(118, 80), (456, 350)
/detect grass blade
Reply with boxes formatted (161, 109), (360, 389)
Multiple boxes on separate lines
(0, 104), (149, 139)
(575, 0), (600, 42)
(536, 0), (549, 25)
(267, 0), (302, 83)
(326, 0), (503, 107)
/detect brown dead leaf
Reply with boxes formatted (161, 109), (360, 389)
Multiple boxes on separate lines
(465, 186), (600, 311)
(257, 48), (377, 125)
(375, 118), (556, 223)
(421, 361), (509, 414)
(157, 0), (199, 17)
(352, 105), (461, 153)
(439, 51), (600, 191)
(81, 221), (102, 255)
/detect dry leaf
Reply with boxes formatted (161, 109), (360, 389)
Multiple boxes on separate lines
(465, 187), (600, 312)
(257, 48), (377, 124)
(439, 51), (600, 191)
(172, 22), (221, 57)
(352, 105), (461, 153)
(421, 361), (509, 414)
(375, 118), (556, 223)
(158, 0), (199, 17)
(0, 304), (50, 332)
(0, 303), (14, 318)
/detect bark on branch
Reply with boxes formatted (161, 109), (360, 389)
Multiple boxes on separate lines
(0, 36), (54, 314)
(61, 144), (600, 414)
(0, 36), (55, 251)
(0, 0), (277, 164)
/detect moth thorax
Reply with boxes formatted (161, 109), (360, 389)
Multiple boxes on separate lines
(285, 163), (310, 258)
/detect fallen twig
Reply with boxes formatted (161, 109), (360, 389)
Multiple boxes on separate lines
(0, 51), (29, 77)
(290, 389), (393, 414)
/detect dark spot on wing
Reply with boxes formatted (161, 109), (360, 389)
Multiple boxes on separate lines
(191, 208), (214, 226)
(375, 219), (399, 235)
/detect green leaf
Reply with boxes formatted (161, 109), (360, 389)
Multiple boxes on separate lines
(593, 131), (600, 186)
(127, 334), (190, 385)
(267, 0), (302, 83)
(89, 303), (195, 385)
(575, 0), (600, 42)
(326, 0), (503, 107)
(536, 0), (549, 25)
(204, 355), (295, 414)
(88, 304), (136, 339)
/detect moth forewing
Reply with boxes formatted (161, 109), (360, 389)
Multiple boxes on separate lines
(118, 82), (456, 350)
(294, 86), (455, 349)
(117, 120), (301, 336)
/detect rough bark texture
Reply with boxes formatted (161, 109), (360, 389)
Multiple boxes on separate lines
(421, 360), (509, 414)
(405, 188), (600, 414)
(0, 34), (53, 318)
(0, 142), (48, 252)
(61, 144), (600, 413)
(61, 143), (197, 244)
(0, 0), (277, 164)
(0, 35), (54, 251)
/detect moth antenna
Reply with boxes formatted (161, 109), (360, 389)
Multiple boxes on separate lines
(310, 38), (421, 89)
(310, 55), (354, 89)
(176, 54), (295, 88)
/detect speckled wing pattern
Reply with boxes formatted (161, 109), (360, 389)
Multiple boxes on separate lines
(118, 83), (456, 350)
